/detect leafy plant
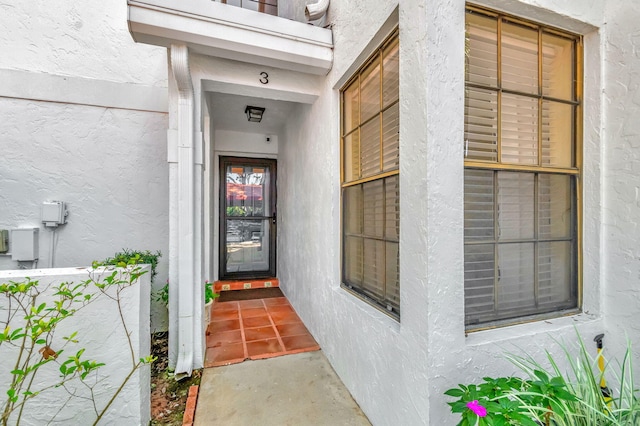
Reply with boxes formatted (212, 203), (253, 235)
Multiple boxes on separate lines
(445, 331), (640, 426)
(97, 249), (165, 313)
(98, 249), (161, 283)
(156, 281), (217, 307)
(204, 281), (218, 305)
(0, 265), (155, 425)
(445, 375), (562, 426)
(156, 281), (169, 307)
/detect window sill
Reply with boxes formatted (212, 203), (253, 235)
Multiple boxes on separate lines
(464, 310), (601, 348)
(337, 284), (401, 329)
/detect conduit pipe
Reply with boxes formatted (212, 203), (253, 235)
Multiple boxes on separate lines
(305, 0), (329, 21)
(170, 43), (196, 378)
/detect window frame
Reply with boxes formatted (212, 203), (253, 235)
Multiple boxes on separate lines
(340, 28), (400, 320)
(464, 5), (584, 330)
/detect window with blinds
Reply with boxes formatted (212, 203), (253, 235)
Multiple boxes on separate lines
(341, 29), (400, 318)
(464, 6), (581, 327)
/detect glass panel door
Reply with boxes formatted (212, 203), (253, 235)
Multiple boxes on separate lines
(220, 157), (276, 279)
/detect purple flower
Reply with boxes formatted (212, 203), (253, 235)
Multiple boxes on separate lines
(466, 400), (487, 417)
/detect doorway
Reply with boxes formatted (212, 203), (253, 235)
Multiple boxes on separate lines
(219, 156), (277, 280)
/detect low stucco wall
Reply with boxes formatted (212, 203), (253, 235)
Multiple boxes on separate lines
(0, 267), (150, 425)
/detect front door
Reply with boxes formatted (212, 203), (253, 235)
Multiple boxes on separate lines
(219, 157), (276, 279)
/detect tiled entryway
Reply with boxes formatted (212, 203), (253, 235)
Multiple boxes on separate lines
(205, 296), (320, 367)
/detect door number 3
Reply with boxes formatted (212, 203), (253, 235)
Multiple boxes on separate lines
(259, 72), (269, 84)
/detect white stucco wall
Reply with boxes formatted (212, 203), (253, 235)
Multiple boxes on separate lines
(602, 0), (640, 373)
(0, 0), (170, 331)
(0, 0), (166, 86)
(214, 129), (279, 155)
(0, 267), (151, 425)
(278, 0), (639, 424)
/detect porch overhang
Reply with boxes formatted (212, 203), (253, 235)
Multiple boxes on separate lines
(127, 0), (333, 75)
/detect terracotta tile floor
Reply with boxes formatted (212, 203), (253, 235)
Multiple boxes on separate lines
(205, 296), (320, 367)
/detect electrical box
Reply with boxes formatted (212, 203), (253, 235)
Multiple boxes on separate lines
(11, 228), (39, 261)
(0, 230), (8, 253)
(42, 201), (67, 227)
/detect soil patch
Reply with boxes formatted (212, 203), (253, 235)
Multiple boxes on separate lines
(217, 287), (284, 302)
(150, 332), (202, 425)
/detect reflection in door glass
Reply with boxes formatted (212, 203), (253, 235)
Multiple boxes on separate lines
(226, 220), (270, 273)
(226, 166), (270, 217)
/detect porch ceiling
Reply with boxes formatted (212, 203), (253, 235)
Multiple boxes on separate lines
(127, 0), (333, 75)
(209, 92), (296, 135)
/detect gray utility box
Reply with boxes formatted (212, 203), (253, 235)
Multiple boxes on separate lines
(11, 228), (39, 261)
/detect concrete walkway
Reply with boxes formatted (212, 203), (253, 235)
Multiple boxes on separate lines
(194, 351), (371, 425)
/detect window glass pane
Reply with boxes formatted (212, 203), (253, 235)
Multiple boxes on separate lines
(466, 11), (498, 87)
(465, 88), (498, 161)
(385, 241), (400, 312)
(542, 33), (574, 101)
(464, 169), (494, 241)
(538, 174), (572, 239)
(382, 103), (399, 171)
(361, 115), (381, 178)
(343, 130), (360, 182)
(341, 31), (399, 318)
(502, 22), (538, 94)
(541, 101), (573, 168)
(464, 244), (495, 322)
(360, 58), (381, 122)
(343, 81), (359, 134)
(363, 239), (385, 298)
(538, 241), (573, 308)
(385, 176), (399, 240)
(497, 242), (535, 311)
(344, 236), (363, 286)
(363, 180), (384, 238)
(497, 172), (534, 240)
(464, 8), (579, 327)
(344, 185), (363, 235)
(501, 93), (538, 165)
(382, 38), (399, 108)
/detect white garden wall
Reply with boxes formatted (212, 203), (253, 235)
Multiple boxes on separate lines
(0, 267), (151, 425)
(0, 0), (170, 331)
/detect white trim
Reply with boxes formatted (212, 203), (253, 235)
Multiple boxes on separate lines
(0, 69), (168, 113)
(170, 44), (198, 377)
(128, 0), (333, 75)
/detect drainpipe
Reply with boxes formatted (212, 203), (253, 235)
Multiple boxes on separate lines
(170, 43), (196, 377)
(305, 0), (329, 21)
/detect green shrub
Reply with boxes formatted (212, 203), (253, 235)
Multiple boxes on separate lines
(97, 249), (161, 283)
(445, 331), (639, 426)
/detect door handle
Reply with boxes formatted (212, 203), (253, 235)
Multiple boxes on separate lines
(272, 212), (277, 225)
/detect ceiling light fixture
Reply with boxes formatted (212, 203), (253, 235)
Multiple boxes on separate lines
(245, 105), (265, 122)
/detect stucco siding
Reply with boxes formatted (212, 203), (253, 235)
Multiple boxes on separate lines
(602, 0), (640, 373)
(276, 0), (633, 425)
(0, 0), (169, 331)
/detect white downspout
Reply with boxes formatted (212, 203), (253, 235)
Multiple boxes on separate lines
(170, 43), (196, 377)
(305, 0), (330, 21)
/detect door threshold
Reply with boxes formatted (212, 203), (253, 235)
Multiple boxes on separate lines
(214, 278), (279, 292)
